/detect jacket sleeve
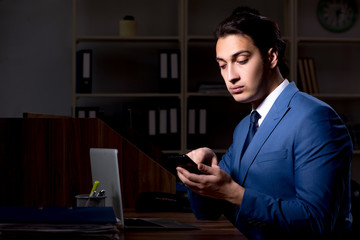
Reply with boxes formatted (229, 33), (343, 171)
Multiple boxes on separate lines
(186, 189), (223, 220)
(187, 134), (241, 221)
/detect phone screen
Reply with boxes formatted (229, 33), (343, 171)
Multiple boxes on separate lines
(167, 154), (203, 174)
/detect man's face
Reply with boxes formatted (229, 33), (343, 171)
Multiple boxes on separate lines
(216, 34), (271, 107)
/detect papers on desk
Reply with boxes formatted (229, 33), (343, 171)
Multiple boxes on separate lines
(0, 222), (120, 239)
(0, 207), (121, 239)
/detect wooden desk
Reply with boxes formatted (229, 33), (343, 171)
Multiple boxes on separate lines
(121, 211), (248, 240)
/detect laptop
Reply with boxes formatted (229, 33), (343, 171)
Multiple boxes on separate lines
(89, 148), (198, 230)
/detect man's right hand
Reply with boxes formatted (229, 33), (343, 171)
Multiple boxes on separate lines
(186, 147), (218, 167)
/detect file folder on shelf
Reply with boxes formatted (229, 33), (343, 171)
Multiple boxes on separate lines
(76, 49), (93, 93)
(158, 50), (180, 93)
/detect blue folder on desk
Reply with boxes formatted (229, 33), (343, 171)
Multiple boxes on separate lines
(0, 207), (117, 223)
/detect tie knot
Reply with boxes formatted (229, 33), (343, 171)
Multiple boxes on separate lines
(250, 111), (261, 124)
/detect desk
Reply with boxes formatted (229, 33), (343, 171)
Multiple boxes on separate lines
(122, 210), (248, 240)
(0, 209), (247, 240)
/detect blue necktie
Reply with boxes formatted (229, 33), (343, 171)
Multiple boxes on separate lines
(241, 111), (261, 157)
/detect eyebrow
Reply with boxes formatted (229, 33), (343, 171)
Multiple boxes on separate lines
(216, 50), (251, 62)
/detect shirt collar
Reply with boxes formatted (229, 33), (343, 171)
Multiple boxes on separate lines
(254, 79), (289, 127)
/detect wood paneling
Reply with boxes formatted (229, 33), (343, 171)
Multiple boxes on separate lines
(0, 118), (175, 208)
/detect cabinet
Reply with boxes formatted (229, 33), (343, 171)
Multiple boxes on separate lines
(72, 0), (360, 173)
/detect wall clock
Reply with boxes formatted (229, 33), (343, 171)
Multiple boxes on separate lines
(317, 0), (358, 32)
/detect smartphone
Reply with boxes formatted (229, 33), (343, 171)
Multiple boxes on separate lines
(167, 154), (204, 175)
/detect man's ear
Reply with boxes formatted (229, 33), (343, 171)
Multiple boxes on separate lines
(267, 48), (278, 69)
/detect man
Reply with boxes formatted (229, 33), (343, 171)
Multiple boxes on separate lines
(176, 11), (353, 239)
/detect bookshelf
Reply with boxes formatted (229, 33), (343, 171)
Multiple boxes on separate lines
(72, 0), (288, 154)
(72, 0), (360, 179)
(72, 0), (184, 154)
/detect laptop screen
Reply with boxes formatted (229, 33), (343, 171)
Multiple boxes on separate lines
(89, 148), (124, 224)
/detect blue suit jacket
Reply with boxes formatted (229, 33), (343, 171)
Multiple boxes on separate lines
(188, 82), (353, 239)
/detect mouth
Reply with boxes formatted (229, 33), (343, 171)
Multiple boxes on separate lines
(229, 85), (244, 94)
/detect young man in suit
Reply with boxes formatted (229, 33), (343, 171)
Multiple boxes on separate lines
(176, 11), (353, 239)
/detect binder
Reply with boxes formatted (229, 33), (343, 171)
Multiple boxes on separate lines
(302, 58), (313, 93)
(147, 107), (180, 150)
(169, 108), (178, 134)
(188, 109), (196, 135)
(148, 110), (156, 136)
(76, 49), (92, 93)
(158, 50), (180, 93)
(297, 58), (308, 93)
(187, 108), (208, 149)
(160, 52), (168, 79)
(159, 109), (167, 134)
(170, 52), (179, 79)
(199, 109), (207, 134)
(308, 58), (319, 94)
(166, 107), (180, 149)
(75, 107), (99, 118)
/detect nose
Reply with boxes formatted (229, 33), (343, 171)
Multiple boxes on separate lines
(227, 64), (240, 83)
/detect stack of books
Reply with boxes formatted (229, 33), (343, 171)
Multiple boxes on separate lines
(297, 57), (319, 94)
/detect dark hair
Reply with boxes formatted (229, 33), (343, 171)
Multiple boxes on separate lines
(215, 11), (289, 78)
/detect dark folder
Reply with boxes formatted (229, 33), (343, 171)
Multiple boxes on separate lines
(76, 49), (93, 93)
(0, 207), (117, 223)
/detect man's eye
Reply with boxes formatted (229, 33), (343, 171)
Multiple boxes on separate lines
(219, 64), (226, 70)
(237, 59), (248, 64)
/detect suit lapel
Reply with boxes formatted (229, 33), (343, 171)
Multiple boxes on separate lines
(238, 82), (298, 185)
(233, 116), (250, 181)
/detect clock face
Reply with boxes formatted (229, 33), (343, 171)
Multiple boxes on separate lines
(317, 0), (358, 32)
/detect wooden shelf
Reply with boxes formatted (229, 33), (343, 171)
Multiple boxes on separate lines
(354, 150), (360, 155)
(187, 35), (216, 41)
(187, 92), (231, 97)
(297, 37), (360, 43)
(313, 94), (360, 100)
(75, 93), (181, 98)
(76, 36), (180, 43)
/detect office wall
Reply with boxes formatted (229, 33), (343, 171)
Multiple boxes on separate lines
(0, 0), (73, 117)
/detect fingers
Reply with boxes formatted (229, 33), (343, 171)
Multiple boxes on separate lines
(177, 165), (222, 197)
(198, 163), (214, 174)
(177, 164), (217, 186)
(176, 167), (202, 190)
(186, 147), (218, 166)
(211, 153), (218, 166)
